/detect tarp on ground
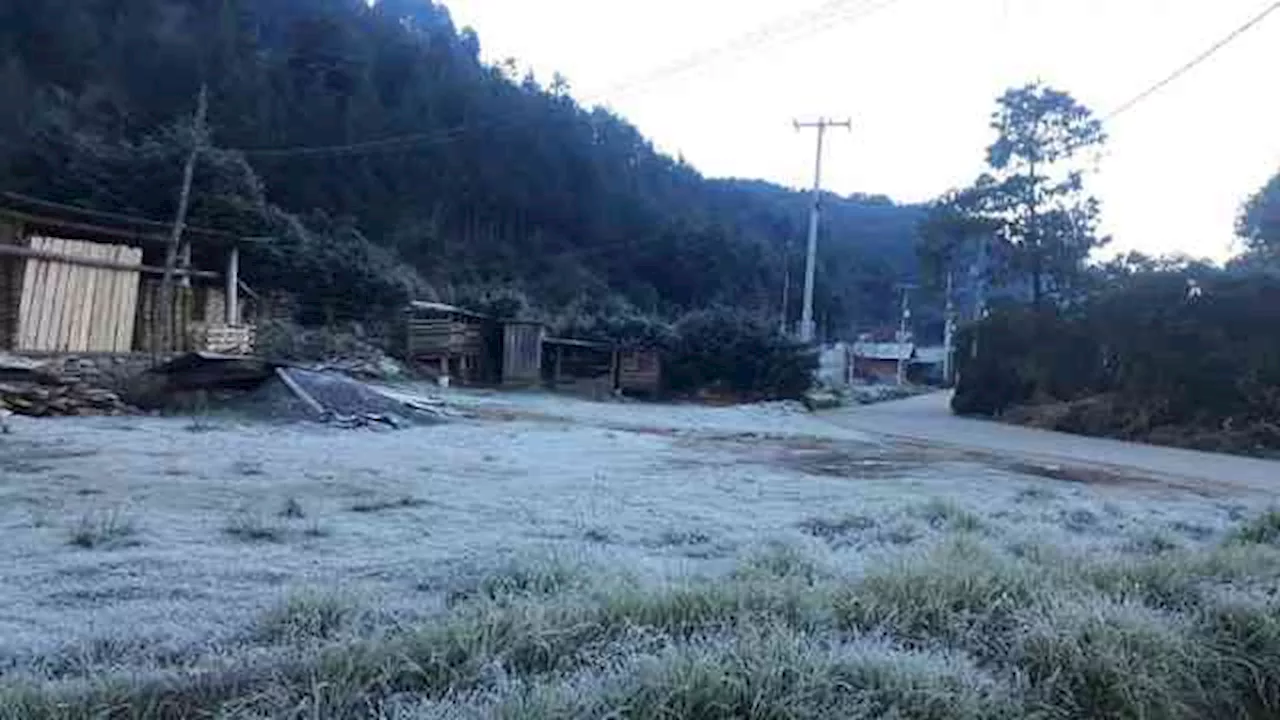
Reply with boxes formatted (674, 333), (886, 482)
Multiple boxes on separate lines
(147, 352), (443, 426)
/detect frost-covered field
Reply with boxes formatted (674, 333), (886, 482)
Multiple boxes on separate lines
(1, 389), (1278, 719)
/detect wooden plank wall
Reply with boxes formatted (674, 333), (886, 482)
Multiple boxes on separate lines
(15, 236), (143, 352)
(502, 323), (545, 386)
(619, 349), (662, 395)
(406, 318), (485, 358)
(0, 220), (23, 350)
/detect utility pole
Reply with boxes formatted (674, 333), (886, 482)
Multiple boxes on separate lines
(895, 283), (915, 386)
(779, 239), (791, 336)
(794, 117), (851, 344)
(942, 270), (956, 386)
(970, 234), (990, 361)
(159, 83), (209, 356)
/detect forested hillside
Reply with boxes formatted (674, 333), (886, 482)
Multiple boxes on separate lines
(0, 0), (921, 333)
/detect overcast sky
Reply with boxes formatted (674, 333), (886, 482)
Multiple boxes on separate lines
(445, 0), (1279, 261)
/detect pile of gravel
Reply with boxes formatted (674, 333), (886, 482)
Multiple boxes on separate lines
(232, 368), (443, 427)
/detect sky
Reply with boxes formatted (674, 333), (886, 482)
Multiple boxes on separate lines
(444, 0), (1279, 261)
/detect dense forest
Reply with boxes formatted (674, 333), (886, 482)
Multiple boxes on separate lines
(0, 0), (922, 335)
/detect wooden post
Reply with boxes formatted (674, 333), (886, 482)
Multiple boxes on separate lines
(159, 84), (208, 356)
(610, 347), (620, 393)
(225, 244), (239, 325)
(554, 345), (563, 388)
(179, 241), (193, 351)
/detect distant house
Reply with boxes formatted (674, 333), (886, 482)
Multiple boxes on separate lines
(851, 342), (914, 383)
(851, 342), (948, 385)
(910, 346), (949, 385)
(0, 193), (250, 356)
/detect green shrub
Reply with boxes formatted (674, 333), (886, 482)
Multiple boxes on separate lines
(666, 307), (816, 400)
(1230, 511), (1280, 546)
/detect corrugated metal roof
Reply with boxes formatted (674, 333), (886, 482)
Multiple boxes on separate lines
(407, 301), (492, 321)
(853, 342), (913, 361)
(545, 337), (612, 350)
(913, 346), (948, 365)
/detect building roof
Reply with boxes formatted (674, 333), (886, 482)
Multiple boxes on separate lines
(0, 192), (241, 248)
(545, 337), (612, 350)
(853, 342), (914, 361)
(406, 301), (492, 321)
(912, 346), (949, 365)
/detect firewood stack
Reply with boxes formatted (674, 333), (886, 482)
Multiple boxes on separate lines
(0, 355), (133, 417)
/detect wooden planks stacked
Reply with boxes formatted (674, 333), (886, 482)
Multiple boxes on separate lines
(202, 325), (255, 354)
(407, 319), (484, 358)
(15, 237), (143, 352)
(0, 220), (21, 350)
(618, 349), (662, 396)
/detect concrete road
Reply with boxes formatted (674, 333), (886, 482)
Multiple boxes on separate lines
(823, 392), (1279, 496)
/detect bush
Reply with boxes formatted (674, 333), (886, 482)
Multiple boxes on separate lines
(550, 294), (677, 349)
(447, 284), (533, 320)
(952, 307), (1099, 417)
(666, 307), (816, 400)
(953, 271), (1280, 456)
(245, 208), (428, 323)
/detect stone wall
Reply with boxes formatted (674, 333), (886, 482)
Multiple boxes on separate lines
(28, 353), (168, 393)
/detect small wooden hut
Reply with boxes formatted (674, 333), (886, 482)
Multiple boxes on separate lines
(0, 193), (249, 356)
(403, 301), (494, 383)
(544, 337), (616, 397)
(617, 347), (663, 397)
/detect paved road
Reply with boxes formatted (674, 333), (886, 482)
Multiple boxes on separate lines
(824, 392), (1279, 496)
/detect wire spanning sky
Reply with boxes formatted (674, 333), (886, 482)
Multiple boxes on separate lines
(446, 0), (1280, 261)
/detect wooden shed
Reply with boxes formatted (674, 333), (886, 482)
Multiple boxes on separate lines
(544, 337), (616, 397)
(403, 301), (495, 384)
(0, 193), (249, 356)
(617, 347), (663, 397)
(502, 321), (545, 388)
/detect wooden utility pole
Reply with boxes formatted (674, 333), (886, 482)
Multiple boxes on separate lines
(895, 283), (915, 386)
(158, 84), (209, 356)
(779, 239), (791, 336)
(794, 118), (851, 344)
(971, 234), (990, 362)
(943, 270), (956, 386)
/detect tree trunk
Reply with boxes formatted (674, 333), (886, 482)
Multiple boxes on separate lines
(158, 84), (208, 356)
(1031, 252), (1043, 308)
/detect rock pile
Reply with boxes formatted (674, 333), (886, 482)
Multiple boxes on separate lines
(0, 355), (133, 417)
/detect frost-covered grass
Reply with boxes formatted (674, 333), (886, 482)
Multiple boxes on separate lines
(4, 529), (1280, 719)
(66, 508), (139, 550)
(0, 392), (1276, 718)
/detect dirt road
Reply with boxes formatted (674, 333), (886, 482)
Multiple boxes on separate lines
(824, 392), (1280, 496)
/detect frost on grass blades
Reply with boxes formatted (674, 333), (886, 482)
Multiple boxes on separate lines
(0, 395), (1275, 719)
(3, 525), (1280, 719)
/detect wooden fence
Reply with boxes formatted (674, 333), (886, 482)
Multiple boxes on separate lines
(16, 236), (142, 353)
(0, 220), (21, 349)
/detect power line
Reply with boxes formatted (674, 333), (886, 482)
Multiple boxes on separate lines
(591, 0), (902, 102)
(240, 124), (473, 159)
(234, 0), (906, 159)
(1106, 1), (1280, 120)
